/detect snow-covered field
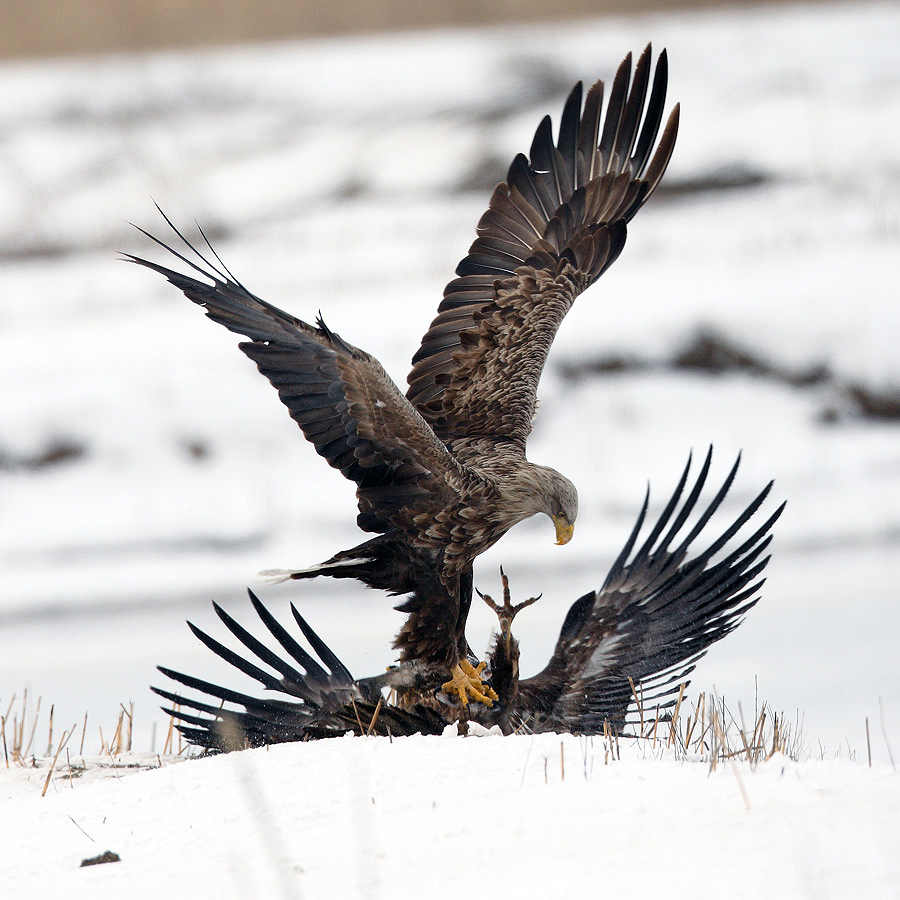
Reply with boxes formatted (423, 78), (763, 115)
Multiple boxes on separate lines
(1, 2), (899, 894)
(5, 733), (900, 899)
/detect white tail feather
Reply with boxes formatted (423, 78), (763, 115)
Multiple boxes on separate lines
(258, 568), (299, 584)
(259, 557), (369, 584)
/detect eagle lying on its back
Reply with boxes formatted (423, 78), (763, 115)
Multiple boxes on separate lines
(132, 47), (781, 743)
(154, 451), (783, 746)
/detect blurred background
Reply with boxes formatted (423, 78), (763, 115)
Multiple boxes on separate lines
(2, 0), (787, 58)
(1, 0), (898, 759)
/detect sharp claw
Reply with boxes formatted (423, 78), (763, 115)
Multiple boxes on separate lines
(482, 570), (541, 621)
(441, 660), (497, 708)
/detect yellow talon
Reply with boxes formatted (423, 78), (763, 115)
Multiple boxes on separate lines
(442, 659), (498, 707)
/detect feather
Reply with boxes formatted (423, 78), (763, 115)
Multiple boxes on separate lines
(407, 47), (678, 444)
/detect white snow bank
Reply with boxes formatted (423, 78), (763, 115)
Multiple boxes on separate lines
(3, 733), (898, 899)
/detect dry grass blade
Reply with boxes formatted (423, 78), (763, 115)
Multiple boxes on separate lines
(110, 709), (124, 756)
(767, 712), (781, 760)
(708, 702), (719, 772)
(350, 698), (365, 735)
(1, 696), (13, 767)
(41, 724), (77, 797)
(45, 704), (55, 758)
(79, 711), (88, 756)
(66, 749), (73, 788)
(655, 691), (804, 766)
(163, 709), (177, 755)
(23, 694), (42, 758)
(628, 676), (645, 734)
(15, 689), (26, 757)
(512, 714), (533, 735)
(866, 717), (872, 767)
(105, 746), (123, 780)
(711, 709), (751, 810)
(667, 683), (686, 748)
(736, 701), (753, 763)
(366, 698), (384, 736)
(121, 702), (134, 753)
(751, 705), (768, 762)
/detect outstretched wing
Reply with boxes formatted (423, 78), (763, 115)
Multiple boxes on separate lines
(154, 589), (446, 748)
(516, 449), (785, 733)
(407, 46), (679, 448)
(127, 215), (460, 535)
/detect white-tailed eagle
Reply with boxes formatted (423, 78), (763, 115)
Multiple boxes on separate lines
(130, 46), (679, 706)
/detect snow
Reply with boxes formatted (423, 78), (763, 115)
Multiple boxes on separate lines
(1, 1), (900, 892)
(4, 733), (900, 899)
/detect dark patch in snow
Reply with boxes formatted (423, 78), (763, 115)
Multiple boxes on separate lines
(821, 382), (900, 424)
(333, 176), (369, 201)
(456, 152), (508, 193)
(80, 850), (121, 868)
(672, 331), (829, 387)
(454, 160), (772, 202)
(655, 164), (773, 199)
(0, 241), (84, 262)
(559, 329), (900, 423)
(0, 437), (86, 471)
(182, 438), (211, 461)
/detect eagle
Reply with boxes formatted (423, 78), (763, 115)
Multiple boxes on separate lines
(153, 451), (784, 748)
(129, 46), (679, 707)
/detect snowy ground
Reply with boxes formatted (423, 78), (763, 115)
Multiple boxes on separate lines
(1, 3), (899, 891)
(1, 732), (898, 900)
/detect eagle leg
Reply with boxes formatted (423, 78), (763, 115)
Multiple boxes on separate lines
(441, 659), (498, 707)
(479, 567), (541, 638)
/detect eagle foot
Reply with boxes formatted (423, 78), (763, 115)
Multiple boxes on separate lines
(441, 659), (498, 708)
(478, 567), (541, 636)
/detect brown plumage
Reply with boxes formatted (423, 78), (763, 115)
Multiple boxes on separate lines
(129, 46), (679, 699)
(153, 450), (785, 746)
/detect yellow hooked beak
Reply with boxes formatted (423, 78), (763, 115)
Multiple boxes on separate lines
(553, 515), (574, 546)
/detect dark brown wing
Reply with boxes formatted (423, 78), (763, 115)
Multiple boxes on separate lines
(515, 449), (785, 733)
(127, 215), (461, 536)
(407, 46), (679, 446)
(154, 590), (447, 748)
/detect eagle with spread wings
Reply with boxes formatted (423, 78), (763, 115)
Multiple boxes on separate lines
(154, 451), (784, 747)
(130, 46), (679, 708)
